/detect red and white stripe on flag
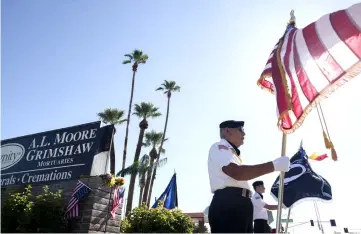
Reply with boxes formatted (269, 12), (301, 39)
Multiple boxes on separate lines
(110, 185), (125, 219)
(67, 203), (79, 218)
(258, 3), (361, 133)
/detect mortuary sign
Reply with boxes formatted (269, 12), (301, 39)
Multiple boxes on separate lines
(1, 121), (104, 187)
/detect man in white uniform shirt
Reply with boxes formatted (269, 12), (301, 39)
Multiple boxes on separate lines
(207, 120), (290, 233)
(252, 180), (278, 233)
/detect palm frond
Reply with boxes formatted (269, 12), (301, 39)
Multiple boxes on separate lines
(157, 80), (181, 94)
(132, 49), (148, 64)
(117, 119), (128, 124)
(143, 130), (165, 148)
(159, 147), (166, 154)
(97, 112), (107, 121)
(132, 103), (143, 118)
(97, 108), (126, 125)
(116, 159), (152, 176)
(173, 85), (181, 92)
(132, 49), (143, 59)
(122, 60), (131, 64)
(133, 102), (161, 119)
(140, 154), (150, 165)
(156, 157), (168, 168)
(124, 54), (133, 60)
(116, 161), (140, 176)
(149, 112), (161, 118)
(158, 138), (168, 154)
(139, 54), (149, 64)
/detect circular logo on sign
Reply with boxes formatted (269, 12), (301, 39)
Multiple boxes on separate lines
(1, 143), (25, 170)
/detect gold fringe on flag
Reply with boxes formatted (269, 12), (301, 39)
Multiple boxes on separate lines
(317, 104), (338, 161)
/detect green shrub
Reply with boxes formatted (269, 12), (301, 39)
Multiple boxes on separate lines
(120, 202), (194, 233)
(30, 185), (67, 232)
(1, 185), (33, 233)
(1, 185), (67, 233)
(193, 223), (209, 233)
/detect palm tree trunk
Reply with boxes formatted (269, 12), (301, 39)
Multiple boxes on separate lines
(147, 95), (171, 206)
(126, 121), (146, 215)
(142, 158), (154, 204)
(110, 130), (115, 174)
(139, 187), (144, 206)
(138, 176), (145, 206)
(121, 64), (137, 176)
(146, 166), (156, 206)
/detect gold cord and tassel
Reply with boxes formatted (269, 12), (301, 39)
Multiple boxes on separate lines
(316, 103), (338, 161)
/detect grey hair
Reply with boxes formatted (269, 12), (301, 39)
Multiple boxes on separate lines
(220, 128), (226, 139)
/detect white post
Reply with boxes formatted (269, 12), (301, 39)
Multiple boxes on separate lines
(284, 208), (292, 233)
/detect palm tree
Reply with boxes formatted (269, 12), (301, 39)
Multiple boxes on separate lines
(97, 108), (127, 174)
(116, 154), (168, 206)
(121, 49), (149, 176)
(125, 102), (161, 215)
(137, 154), (150, 207)
(146, 80), (180, 206)
(141, 130), (167, 204)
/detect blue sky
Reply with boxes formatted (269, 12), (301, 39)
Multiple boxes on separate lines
(2, 0), (361, 232)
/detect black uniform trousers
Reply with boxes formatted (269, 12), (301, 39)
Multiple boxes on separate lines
(253, 219), (271, 233)
(208, 187), (253, 233)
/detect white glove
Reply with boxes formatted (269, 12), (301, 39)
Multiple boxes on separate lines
(272, 156), (290, 172)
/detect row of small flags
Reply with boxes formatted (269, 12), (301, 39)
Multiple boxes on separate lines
(65, 180), (125, 219)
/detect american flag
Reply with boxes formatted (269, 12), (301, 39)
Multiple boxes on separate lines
(110, 185), (125, 219)
(258, 3), (361, 133)
(66, 181), (91, 218)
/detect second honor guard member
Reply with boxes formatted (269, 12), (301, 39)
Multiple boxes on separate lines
(207, 120), (290, 233)
(252, 180), (278, 233)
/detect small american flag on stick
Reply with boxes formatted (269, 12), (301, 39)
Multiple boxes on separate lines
(66, 181), (91, 218)
(258, 3), (361, 133)
(110, 185), (125, 219)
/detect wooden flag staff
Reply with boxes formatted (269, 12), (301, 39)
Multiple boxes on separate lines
(275, 133), (287, 233)
(275, 10), (296, 233)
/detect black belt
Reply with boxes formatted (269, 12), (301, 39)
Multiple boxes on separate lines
(214, 187), (252, 198)
(254, 219), (268, 222)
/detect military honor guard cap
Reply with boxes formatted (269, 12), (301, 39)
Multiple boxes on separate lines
(252, 181), (264, 187)
(219, 120), (245, 129)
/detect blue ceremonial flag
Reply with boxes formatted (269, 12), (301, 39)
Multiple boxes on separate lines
(152, 173), (178, 209)
(271, 147), (332, 208)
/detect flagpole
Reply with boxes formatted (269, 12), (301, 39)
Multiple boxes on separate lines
(313, 201), (324, 234)
(284, 208), (292, 233)
(276, 133), (287, 233)
(104, 186), (113, 233)
(104, 131), (115, 233)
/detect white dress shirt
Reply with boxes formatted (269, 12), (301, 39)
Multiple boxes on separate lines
(251, 192), (269, 220)
(208, 139), (250, 193)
